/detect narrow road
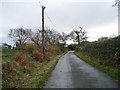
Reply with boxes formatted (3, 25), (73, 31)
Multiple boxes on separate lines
(44, 51), (119, 88)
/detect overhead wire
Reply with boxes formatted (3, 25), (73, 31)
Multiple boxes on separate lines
(38, 1), (58, 30)
(45, 12), (57, 29)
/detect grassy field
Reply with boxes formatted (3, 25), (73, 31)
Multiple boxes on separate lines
(2, 48), (18, 63)
(2, 48), (65, 88)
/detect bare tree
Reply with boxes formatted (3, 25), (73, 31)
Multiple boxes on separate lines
(69, 26), (88, 45)
(30, 29), (42, 47)
(29, 28), (61, 48)
(9, 27), (31, 48)
(112, 0), (120, 7)
(45, 28), (61, 45)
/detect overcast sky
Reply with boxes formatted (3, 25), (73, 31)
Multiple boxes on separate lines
(0, 0), (118, 45)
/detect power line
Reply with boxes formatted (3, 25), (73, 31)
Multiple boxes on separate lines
(45, 12), (57, 28)
(38, 1), (58, 30)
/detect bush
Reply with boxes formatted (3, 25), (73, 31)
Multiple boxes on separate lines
(47, 45), (60, 56)
(12, 51), (28, 66)
(32, 50), (44, 61)
(25, 44), (39, 54)
(2, 60), (32, 87)
(77, 36), (120, 68)
(114, 51), (120, 67)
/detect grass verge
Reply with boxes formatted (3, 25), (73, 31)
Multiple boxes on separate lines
(2, 53), (65, 88)
(22, 54), (64, 88)
(75, 51), (119, 83)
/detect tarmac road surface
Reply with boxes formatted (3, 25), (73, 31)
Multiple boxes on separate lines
(44, 51), (119, 88)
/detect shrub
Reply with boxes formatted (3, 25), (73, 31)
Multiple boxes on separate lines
(25, 44), (39, 54)
(77, 36), (120, 68)
(12, 51), (32, 74)
(113, 51), (120, 67)
(12, 51), (27, 66)
(47, 45), (60, 56)
(32, 50), (44, 61)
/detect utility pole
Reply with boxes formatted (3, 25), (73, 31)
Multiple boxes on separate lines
(118, 1), (120, 36)
(112, 0), (120, 35)
(42, 6), (45, 56)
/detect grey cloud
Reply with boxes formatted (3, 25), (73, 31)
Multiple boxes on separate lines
(1, 1), (118, 44)
(45, 2), (117, 30)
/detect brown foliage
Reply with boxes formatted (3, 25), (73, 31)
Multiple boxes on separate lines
(25, 44), (39, 53)
(32, 50), (44, 61)
(12, 52), (31, 67)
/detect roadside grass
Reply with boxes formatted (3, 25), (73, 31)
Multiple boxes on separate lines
(21, 54), (63, 88)
(75, 51), (119, 83)
(2, 50), (65, 88)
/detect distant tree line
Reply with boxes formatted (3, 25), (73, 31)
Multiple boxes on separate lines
(8, 26), (88, 49)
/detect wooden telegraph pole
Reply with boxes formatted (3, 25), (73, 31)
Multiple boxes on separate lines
(42, 6), (45, 56)
(118, 1), (120, 35)
(112, 0), (120, 35)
